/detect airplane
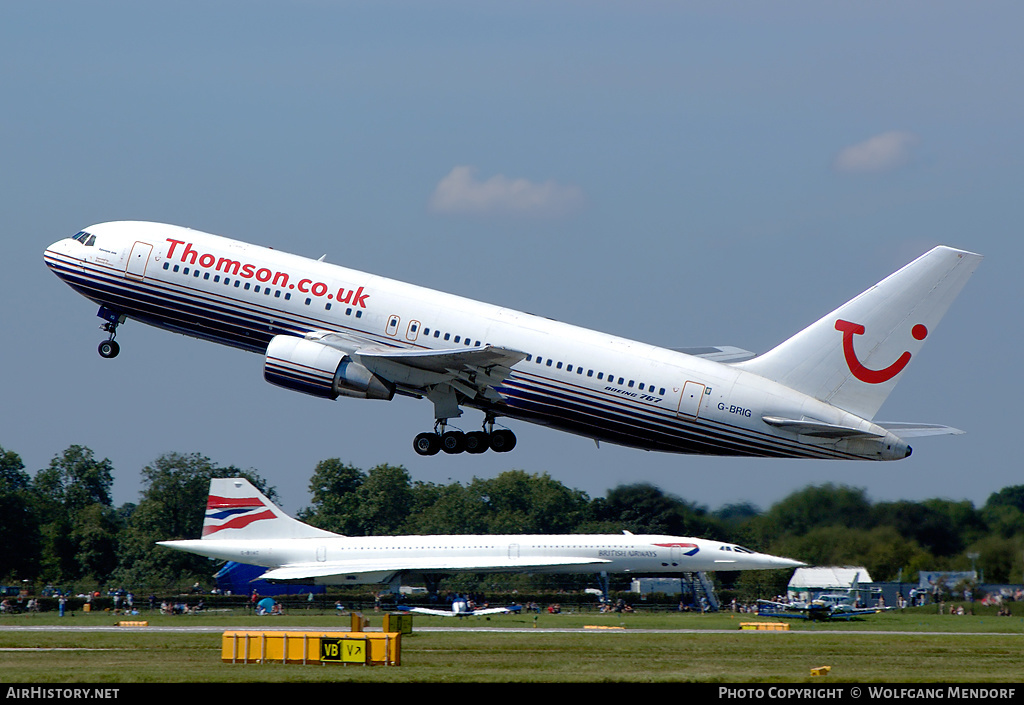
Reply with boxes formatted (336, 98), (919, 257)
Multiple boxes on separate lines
(395, 597), (515, 618)
(756, 593), (892, 621)
(44, 221), (981, 459)
(157, 478), (805, 591)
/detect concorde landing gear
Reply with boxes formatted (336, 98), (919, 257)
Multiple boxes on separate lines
(96, 306), (125, 359)
(413, 416), (516, 456)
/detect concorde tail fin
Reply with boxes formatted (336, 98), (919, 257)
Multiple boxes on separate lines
(733, 246), (981, 420)
(196, 477), (339, 540)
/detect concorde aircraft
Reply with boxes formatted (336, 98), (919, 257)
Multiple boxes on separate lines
(44, 222), (981, 459)
(157, 478), (804, 589)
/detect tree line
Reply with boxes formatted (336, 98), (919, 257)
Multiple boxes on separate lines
(2, 444), (1022, 594)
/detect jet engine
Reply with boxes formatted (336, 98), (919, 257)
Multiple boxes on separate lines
(264, 335), (394, 401)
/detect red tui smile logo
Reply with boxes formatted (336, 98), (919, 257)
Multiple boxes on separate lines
(835, 319), (928, 384)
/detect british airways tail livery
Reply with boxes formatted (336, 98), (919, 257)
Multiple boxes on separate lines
(157, 478), (804, 586)
(44, 222), (981, 461)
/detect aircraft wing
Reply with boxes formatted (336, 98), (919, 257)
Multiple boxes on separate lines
(307, 330), (527, 405)
(402, 607), (461, 617)
(671, 346), (756, 363)
(258, 555), (611, 582)
(400, 606), (511, 617)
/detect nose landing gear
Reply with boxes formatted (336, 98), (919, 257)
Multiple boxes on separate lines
(97, 306), (125, 359)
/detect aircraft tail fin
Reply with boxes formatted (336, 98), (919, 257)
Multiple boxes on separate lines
(733, 246), (981, 420)
(198, 478), (339, 540)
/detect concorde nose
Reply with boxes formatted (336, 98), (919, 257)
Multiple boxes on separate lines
(765, 555), (806, 569)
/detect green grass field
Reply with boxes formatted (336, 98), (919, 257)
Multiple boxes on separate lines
(1, 607), (1021, 683)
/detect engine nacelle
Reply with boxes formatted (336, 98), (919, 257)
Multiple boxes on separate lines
(264, 335), (394, 401)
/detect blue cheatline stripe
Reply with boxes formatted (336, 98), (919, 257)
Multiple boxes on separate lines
(496, 373), (851, 459)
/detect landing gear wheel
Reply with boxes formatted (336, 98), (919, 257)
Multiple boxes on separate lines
(489, 429), (516, 453)
(98, 340), (120, 359)
(413, 432), (440, 456)
(441, 431), (466, 454)
(464, 431), (490, 454)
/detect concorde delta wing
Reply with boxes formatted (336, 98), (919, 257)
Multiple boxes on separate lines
(258, 554), (610, 582)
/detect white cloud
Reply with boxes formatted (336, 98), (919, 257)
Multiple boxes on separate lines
(833, 131), (920, 174)
(428, 166), (585, 217)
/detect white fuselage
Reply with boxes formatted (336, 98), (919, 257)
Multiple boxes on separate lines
(44, 221), (910, 460)
(162, 534), (801, 586)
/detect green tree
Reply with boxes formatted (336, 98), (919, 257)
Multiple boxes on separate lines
(981, 486), (1024, 538)
(771, 525), (929, 582)
(0, 446), (40, 581)
(966, 535), (1024, 584)
(466, 470), (591, 534)
(404, 481), (487, 534)
(298, 459), (365, 534)
(756, 484), (872, 541)
(589, 483), (722, 538)
(33, 445), (118, 583)
(353, 464), (414, 535)
(114, 452), (271, 588)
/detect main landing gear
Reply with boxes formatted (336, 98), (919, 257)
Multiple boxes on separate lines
(413, 418), (517, 456)
(97, 306), (124, 359)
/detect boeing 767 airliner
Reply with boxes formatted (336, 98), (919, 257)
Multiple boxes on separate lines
(45, 222), (980, 460)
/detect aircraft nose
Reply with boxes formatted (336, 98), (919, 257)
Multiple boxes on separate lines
(43, 238), (71, 267)
(765, 554), (806, 569)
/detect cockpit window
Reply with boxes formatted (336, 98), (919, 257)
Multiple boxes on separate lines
(72, 231), (96, 246)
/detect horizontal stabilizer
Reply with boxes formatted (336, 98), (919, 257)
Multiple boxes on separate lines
(762, 416), (884, 439)
(875, 422), (965, 438)
(672, 346), (756, 363)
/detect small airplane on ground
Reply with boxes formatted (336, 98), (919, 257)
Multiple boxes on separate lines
(396, 597), (516, 618)
(46, 222), (980, 460)
(157, 478), (804, 591)
(756, 593), (891, 621)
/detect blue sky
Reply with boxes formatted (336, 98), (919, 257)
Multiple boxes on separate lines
(3, 1), (1020, 517)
